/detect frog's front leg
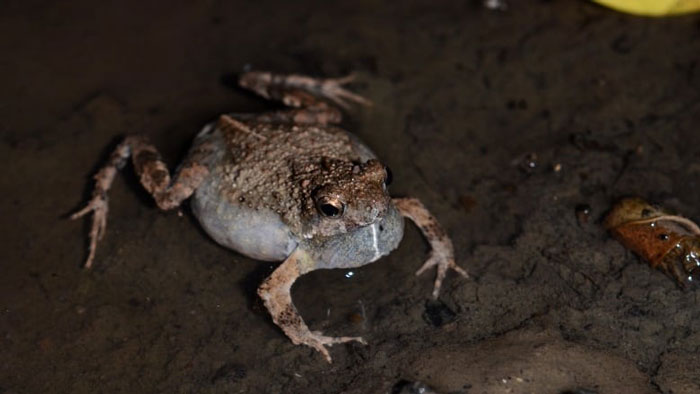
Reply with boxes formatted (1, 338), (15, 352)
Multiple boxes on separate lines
(72, 134), (213, 268)
(258, 248), (366, 363)
(393, 198), (469, 298)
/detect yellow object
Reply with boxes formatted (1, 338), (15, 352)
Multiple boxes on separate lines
(592, 0), (700, 16)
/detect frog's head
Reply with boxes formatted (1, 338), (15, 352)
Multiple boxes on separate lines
(305, 159), (392, 238)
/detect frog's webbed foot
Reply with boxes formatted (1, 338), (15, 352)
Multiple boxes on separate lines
(238, 71), (371, 124)
(415, 250), (469, 299)
(310, 73), (373, 109)
(394, 198), (469, 299)
(71, 142), (131, 268)
(72, 135), (211, 268)
(71, 191), (109, 268)
(305, 332), (366, 363)
(258, 248), (365, 363)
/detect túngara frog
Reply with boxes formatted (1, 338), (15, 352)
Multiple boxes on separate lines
(72, 71), (468, 362)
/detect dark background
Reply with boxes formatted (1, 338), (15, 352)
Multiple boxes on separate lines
(2, 1), (700, 393)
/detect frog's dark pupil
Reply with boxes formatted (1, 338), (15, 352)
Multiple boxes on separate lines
(321, 203), (340, 217)
(384, 166), (393, 186)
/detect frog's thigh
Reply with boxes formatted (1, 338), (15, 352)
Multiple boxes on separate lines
(129, 134), (214, 210)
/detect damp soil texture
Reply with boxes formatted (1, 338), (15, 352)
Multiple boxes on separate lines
(2, 1), (700, 393)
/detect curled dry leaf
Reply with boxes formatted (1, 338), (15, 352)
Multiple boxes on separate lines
(604, 197), (700, 288)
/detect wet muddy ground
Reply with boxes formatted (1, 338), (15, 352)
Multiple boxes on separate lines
(2, 1), (700, 393)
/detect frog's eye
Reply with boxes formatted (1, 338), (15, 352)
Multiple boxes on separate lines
(316, 196), (345, 218)
(383, 166), (393, 187)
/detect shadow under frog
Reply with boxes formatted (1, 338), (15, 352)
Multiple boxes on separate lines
(72, 71), (468, 362)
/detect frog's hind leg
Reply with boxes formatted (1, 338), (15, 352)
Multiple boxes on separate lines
(239, 71), (372, 110)
(393, 198), (469, 299)
(258, 248), (366, 363)
(236, 71), (371, 125)
(71, 134), (212, 268)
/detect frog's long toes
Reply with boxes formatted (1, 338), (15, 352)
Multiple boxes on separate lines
(308, 342), (333, 363)
(310, 331), (366, 345)
(336, 335), (367, 346)
(416, 253), (469, 298)
(332, 73), (357, 85)
(306, 332), (366, 363)
(97, 210), (108, 241)
(415, 255), (437, 277)
(320, 76), (372, 108)
(330, 86), (372, 107)
(71, 196), (109, 269)
(70, 202), (95, 220)
(337, 88), (373, 106)
(452, 263), (469, 278)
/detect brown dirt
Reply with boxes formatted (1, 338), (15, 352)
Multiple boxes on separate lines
(2, 1), (700, 393)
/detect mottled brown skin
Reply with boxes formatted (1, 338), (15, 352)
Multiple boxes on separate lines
(214, 114), (390, 238)
(72, 71), (468, 362)
(605, 198), (700, 288)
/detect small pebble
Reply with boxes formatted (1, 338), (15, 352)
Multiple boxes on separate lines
(575, 204), (591, 226)
(459, 195), (477, 214)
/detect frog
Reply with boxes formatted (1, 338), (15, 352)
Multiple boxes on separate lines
(72, 71), (469, 362)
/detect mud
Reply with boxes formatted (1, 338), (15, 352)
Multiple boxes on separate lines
(2, 1), (700, 393)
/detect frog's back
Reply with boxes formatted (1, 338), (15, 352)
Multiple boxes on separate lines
(214, 117), (375, 217)
(190, 116), (378, 261)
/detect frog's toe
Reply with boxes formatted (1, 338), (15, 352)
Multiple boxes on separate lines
(310, 332), (367, 346)
(330, 73), (357, 85)
(71, 194), (109, 269)
(416, 252), (469, 299)
(305, 331), (366, 363)
(319, 75), (373, 109)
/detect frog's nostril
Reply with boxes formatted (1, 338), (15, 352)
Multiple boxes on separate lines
(379, 225), (384, 232)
